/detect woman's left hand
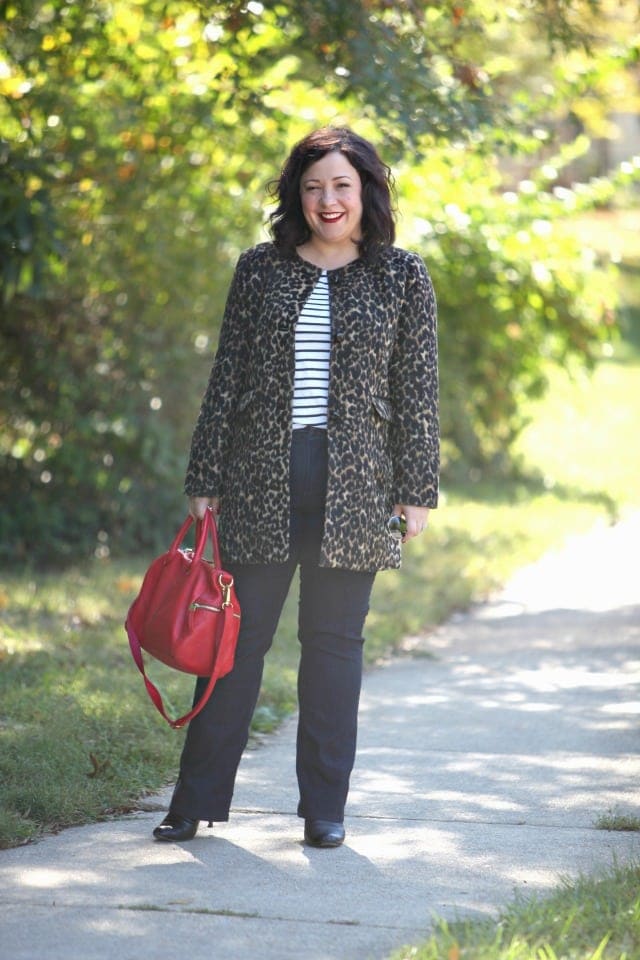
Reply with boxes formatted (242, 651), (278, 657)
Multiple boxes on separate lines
(393, 504), (430, 543)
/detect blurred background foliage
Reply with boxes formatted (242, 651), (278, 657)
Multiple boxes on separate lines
(1, 0), (639, 564)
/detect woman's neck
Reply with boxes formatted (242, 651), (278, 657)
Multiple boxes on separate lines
(296, 240), (360, 271)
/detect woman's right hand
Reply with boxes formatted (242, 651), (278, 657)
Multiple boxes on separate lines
(188, 496), (220, 520)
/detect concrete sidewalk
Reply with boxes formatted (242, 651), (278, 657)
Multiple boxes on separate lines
(2, 515), (639, 960)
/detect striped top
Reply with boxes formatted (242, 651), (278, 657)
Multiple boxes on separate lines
(291, 271), (331, 428)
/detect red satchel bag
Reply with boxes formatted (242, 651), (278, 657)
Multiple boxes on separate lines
(125, 509), (241, 729)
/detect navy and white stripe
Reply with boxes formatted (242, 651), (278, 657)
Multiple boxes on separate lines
(292, 270), (331, 428)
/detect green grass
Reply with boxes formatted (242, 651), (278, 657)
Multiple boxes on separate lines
(0, 563), (194, 846)
(391, 862), (640, 960)
(595, 808), (640, 833)
(512, 359), (640, 514)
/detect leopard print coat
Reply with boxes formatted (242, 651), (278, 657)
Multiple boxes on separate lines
(184, 241), (439, 571)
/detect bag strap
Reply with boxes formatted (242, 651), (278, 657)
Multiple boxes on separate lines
(125, 603), (236, 729)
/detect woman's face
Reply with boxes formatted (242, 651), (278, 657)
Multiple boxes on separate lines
(299, 151), (363, 250)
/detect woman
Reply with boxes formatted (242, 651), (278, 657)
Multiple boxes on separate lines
(154, 127), (439, 847)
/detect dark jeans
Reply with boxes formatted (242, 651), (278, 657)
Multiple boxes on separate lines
(170, 427), (376, 824)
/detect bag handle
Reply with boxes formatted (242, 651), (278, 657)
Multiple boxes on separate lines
(126, 602), (236, 729)
(167, 508), (223, 568)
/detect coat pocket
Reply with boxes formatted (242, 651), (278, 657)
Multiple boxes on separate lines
(236, 389), (256, 414)
(371, 395), (392, 421)
(369, 396), (393, 493)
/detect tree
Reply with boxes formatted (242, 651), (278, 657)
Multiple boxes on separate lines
(1, 0), (637, 562)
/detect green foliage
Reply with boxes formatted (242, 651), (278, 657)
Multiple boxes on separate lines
(595, 807), (640, 832)
(392, 862), (640, 960)
(0, 0), (285, 561)
(398, 149), (636, 472)
(1, 0), (639, 562)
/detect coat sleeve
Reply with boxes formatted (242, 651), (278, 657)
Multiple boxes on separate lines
(388, 252), (439, 507)
(183, 249), (258, 497)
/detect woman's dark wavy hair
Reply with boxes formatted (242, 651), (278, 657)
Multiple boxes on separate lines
(268, 127), (396, 261)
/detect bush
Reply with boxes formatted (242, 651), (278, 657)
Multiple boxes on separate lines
(1, 146), (627, 563)
(1, 2), (636, 563)
(398, 146), (622, 475)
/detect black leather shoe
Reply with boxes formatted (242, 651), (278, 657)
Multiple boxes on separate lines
(304, 819), (345, 848)
(153, 812), (199, 842)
